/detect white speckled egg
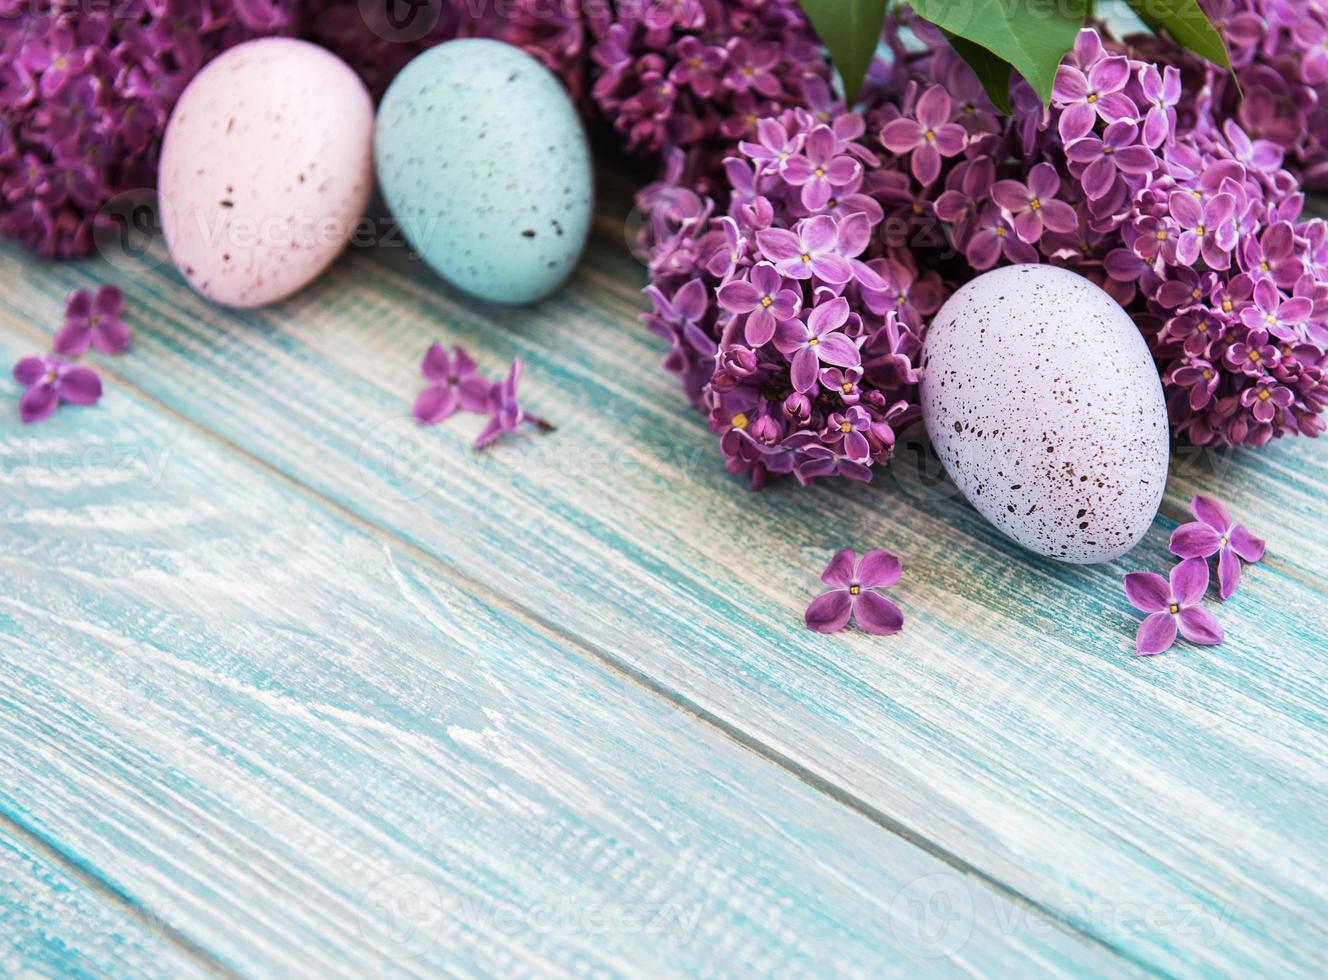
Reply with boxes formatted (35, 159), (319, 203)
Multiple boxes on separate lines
(920, 264), (1169, 563)
(374, 39), (592, 304)
(158, 39), (374, 308)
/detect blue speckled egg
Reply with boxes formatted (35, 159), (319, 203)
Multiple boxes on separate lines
(374, 39), (592, 304)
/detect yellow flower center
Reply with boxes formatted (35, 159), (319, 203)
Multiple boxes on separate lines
(760, 295), (773, 308)
(1195, 225), (1206, 237)
(1265, 313), (1277, 326)
(1168, 603), (1180, 615)
(731, 413), (749, 429)
(849, 585), (861, 596)
(1259, 260), (1270, 272)
(1087, 93), (1098, 103)
(1157, 229), (1169, 240)
(924, 130), (936, 142)
(1249, 349), (1261, 362)
(801, 252), (812, 263)
(841, 382), (853, 393)
(1221, 299), (1233, 312)
(1191, 287), (1202, 299)
(1202, 368), (1214, 380)
(808, 337), (819, 347)
(1257, 388), (1271, 400)
(839, 421), (852, 433)
(814, 167), (825, 177)
(995, 226), (1007, 238)
(1029, 198), (1042, 210)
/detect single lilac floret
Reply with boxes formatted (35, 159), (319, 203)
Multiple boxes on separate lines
(1168, 494), (1265, 599)
(805, 548), (904, 635)
(1123, 558), (1224, 656)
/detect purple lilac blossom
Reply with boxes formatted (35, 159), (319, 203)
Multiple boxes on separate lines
(12, 353), (102, 423)
(0, 3), (589, 259)
(1123, 558), (1225, 656)
(635, 15), (1328, 488)
(414, 342), (490, 425)
(805, 548), (905, 635)
(0, 2), (298, 259)
(1169, 494), (1266, 599)
(53, 285), (129, 356)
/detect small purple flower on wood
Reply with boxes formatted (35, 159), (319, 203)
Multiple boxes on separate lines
(414, 342), (490, 425)
(1124, 558), (1224, 656)
(53, 285), (130, 356)
(13, 353), (102, 423)
(1169, 494), (1265, 599)
(805, 548), (904, 635)
(474, 358), (553, 449)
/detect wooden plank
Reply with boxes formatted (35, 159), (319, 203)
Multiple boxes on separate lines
(2, 206), (1325, 973)
(0, 827), (210, 978)
(0, 327), (1115, 977)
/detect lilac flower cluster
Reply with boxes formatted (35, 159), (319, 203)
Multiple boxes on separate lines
(11, 285), (128, 423)
(639, 18), (1328, 487)
(413, 342), (552, 449)
(1123, 493), (1263, 655)
(1192, 0), (1328, 190)
(588, 0), (833, 191)
(0, 2), (587, 260)
(0, 1), (297, 259)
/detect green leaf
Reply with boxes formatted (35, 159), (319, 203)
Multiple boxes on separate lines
(799, 0), (889, 104)
(945, 33), (1013, 114)
(906, 0), (1088, 105)
(1122, 0), (1233, 72)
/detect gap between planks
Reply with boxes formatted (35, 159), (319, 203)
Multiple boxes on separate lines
(0, 312), (1155, 976)
(0, 810), (236, 978)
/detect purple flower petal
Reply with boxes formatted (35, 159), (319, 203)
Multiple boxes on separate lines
(1190, 494), (1231, 532)
(856, 549), (902, 589)
(1169, 521), (1222, 559)
(414, 384), (460, 425)
(1227, 525), (1265, 563)
(1170, 557), (1210, 606)
(805, 589), (853, 633)
(19, 383), (58, 423)
(421, 342), (451, 381)
(1177, 606), (1224, 646)
(853, 590), (903, 635)
(13, 356), (48, 385)
(813, 332), (860, 368)
(1123, 571), (1170, 612)
(1136, 611), (1178, 656)
(790, 346), (819, 392)
(1217, 546), (1241, 600)
(821, 549), (857, 587)
(58, 365), (103, 405)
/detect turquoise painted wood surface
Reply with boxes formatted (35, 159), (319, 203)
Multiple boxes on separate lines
(0, 319), (1113, 978)
(1, 170), (1326, 976)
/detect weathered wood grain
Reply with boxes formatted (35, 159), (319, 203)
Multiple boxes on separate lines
(2, 211), (1324, 975)
(0, 828), (210, 978)
(0, 327), (1117, 977)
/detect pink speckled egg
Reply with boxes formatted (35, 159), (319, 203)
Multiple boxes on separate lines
(920, 264), (1169, 564)
(158, 39), (373, 308)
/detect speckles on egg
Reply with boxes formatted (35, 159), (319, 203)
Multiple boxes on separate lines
(920, 264), (1170, 564)
(158, 39), (374, 308)
(373, 39), (592, 305)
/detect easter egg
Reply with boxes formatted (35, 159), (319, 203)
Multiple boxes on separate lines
(374, 39), (592, 304)
(158, 38), (374, 308)
(920, 264), (1169, 563)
